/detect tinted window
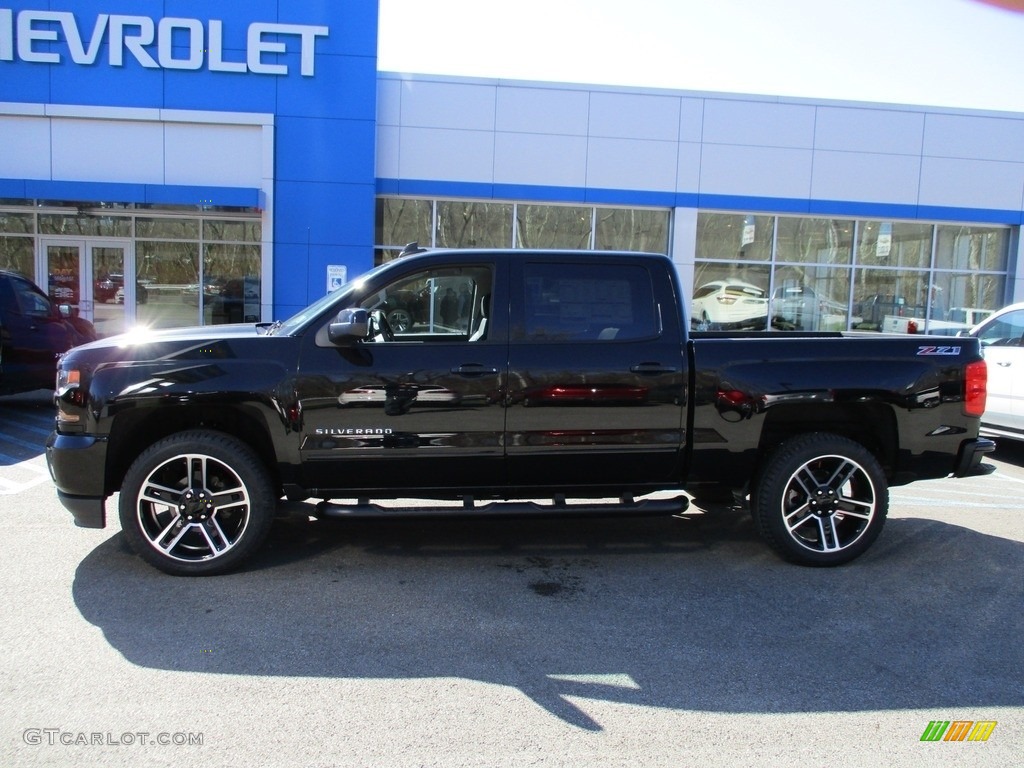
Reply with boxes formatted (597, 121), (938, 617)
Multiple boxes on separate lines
(977, 309), (1024, 347)
(519, 263), (657, 342)
(358, 265), (493, 341)
(11, 276), (54, 317)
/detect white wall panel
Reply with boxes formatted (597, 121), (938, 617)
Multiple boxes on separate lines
(51, 118), (163, 183)
(494, 132), (586, 187)
(811, 150), (921, 204)
(0, 115), (51, 178)
(923, 114), (1024, 162)
(164, 124), (262, 187)
(814, 107), (924, 155)
(399, 127), (494, 182)
(399, 80), (495, 131)
(703, 99), (815, 149)
(700, 144), (812, 198)
(588, 92), (680, 141)
(376, 78), (402, 127)
(676, 141), (701, 191)
(678, 98), (703, 143)
(496, 87), (589, 136)
(919, 157), (1024, 210)
(586, 137), (677, 191)
(375, 125), (401, 178)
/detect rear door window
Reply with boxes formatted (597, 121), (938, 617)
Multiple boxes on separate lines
(515, 262), (658, 342)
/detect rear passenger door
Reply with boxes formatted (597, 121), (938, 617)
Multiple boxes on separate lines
(505, 256), (687, 490)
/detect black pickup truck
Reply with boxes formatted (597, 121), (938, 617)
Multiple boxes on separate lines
(46, 249), (994, 575)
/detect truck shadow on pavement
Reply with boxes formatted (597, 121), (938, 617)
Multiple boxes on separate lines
(72, 508), (1023, 731)
(992, 438), (1024, 467)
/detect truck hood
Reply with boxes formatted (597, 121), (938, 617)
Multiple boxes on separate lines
(72, 322), (265, 352)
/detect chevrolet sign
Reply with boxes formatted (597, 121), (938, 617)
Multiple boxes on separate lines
(0, 9), (329, 76)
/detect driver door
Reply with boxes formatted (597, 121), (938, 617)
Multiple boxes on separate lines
(295, 257), (509, 496)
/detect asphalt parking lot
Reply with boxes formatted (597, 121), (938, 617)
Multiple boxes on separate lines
(1, 389), (1021, 767)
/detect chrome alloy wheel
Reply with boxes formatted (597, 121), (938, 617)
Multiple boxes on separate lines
(778, 453), (877, 555)
(134, 452), (253, 564)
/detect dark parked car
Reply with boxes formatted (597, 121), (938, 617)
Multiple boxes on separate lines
(94, 273), (149, 304)
(0, 270), (97, 395)
(209, 278), (260, 324)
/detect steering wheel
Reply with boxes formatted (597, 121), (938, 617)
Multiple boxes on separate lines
(370, 309), (395, 341)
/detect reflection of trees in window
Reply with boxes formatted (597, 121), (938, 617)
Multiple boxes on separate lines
(376, 198), (432, 249)
(939, 273), (1005, 313)
(516, 205), (591, 249)
(137, 218), (199, 239)
(776, 218), (852, 265)
(0, 212), (35, 235)
(697, 212), (773, 262)
(936, 225), (1007, 272)
(0, 237), (33, 275)
(595, 208), (669, 253)
(204, 244), (261, 283)
(137, 241), (199, 284)
(435, 201), (512, 248)
(203, 219), (262, 242)
(856, 221), (931, 269)
(39, 214), (131, 237)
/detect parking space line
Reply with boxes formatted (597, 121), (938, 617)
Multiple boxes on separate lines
(0, 457), (50, 495)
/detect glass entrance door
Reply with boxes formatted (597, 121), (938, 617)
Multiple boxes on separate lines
(89, 243), (128, 337)
(39, 238), (130, 337)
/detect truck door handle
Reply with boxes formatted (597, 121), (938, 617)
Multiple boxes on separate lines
(996, 361), (1012, 367)
(451, 364), (499, 377)
(630, 363), (676, 374)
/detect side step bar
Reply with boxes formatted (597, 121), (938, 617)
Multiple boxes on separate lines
(313, 494), (690, 519)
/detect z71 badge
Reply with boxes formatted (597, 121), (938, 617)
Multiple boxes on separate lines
(917, 345), (961, 356)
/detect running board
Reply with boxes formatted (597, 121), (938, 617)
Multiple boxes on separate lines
(313, 494), (690, 519)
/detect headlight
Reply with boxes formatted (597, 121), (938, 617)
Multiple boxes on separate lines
(56, 368), (85, 425)
(56, 368), (81, 397)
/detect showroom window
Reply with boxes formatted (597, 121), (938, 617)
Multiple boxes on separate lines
(0, 200), (262, 331)
(0, 210), (35, 276)
(375, 197), (670, 263)
(694, 212), (1011, 334)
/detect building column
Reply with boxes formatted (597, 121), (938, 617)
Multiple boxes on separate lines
(671, 207), (698, 298)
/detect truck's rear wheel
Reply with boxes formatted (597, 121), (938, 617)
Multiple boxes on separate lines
(752, 433), (887, 566)
(118, 431), (275, 576)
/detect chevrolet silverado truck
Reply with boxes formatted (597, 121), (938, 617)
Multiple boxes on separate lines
(46, 249), (994, 575)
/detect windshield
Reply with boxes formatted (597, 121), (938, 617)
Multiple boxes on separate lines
(270, 262), (391, 336)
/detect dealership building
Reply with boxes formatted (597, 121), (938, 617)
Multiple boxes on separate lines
(2, 0), (1023, 337)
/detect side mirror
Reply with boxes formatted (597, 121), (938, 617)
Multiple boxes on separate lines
(328, 307), (370, 344)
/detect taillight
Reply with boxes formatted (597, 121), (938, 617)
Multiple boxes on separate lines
(963, 359), (987, 418)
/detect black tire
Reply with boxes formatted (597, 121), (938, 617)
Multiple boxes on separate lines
(751, 433), (887, 566)
(118, 430), (276, 576)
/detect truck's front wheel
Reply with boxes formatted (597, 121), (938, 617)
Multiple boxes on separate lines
(752, 433), (888, 566)
(118, 431), (276, 576)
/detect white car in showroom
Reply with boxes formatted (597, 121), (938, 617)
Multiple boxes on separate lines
(691, 279), (768, 330)
(969, 302), (1024, 441)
